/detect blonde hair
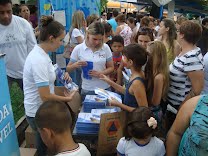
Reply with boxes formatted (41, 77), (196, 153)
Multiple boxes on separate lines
(68, 10), (85, 39)
(85, 22), (105, 50)
(145, 41), (169, 102)
(71, 10), (85, 29)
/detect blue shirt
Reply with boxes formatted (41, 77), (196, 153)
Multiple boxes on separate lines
(123, 77), (145, 108)
(108, 18), (118, 32)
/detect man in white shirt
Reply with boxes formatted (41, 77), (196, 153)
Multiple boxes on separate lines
(0, 0), (36, 90)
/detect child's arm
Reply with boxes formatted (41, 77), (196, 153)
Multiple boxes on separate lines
(116, 61), (124, 85)
(151, 74), (164, 106)
(109, 99), (136, 112)
(100, 74), (125, 94)
(131, 80), (148, 107)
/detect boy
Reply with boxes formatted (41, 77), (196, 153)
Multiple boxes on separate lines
(35, 101), (91, 156)
(110, 36), (124, 84)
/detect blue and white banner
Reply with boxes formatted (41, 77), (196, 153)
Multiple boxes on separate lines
(0, 54), (20, 156)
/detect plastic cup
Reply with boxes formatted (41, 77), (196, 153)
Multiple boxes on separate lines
(82, 61), (93, 79)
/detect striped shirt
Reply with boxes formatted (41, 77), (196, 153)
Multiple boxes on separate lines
(167, 47), (204, 106)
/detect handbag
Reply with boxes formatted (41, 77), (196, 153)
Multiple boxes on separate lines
(63, 43), (75, 59)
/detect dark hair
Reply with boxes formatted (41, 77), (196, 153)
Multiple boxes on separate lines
(39, 15), (65, 42)
(35, 101), (75, 134)
(136, 13), (144, 23)
(135, 27), (154, 43)
(112, 9), (119, 17)
(18, 4), (29, 13)
(103, 22), (112, 34)
(0, 0), (12, 5)
(202, 18), (208, 26)
(115, 14), (126, 23)
(179, 20), (202, 44)
(197, 26), (208, 56)
(124, 107), (154, 140)
(127, 17), (136, 26)
(123, 43), (148, 69)
(111, 35), (124, 46)
(140, 16), (151, 27)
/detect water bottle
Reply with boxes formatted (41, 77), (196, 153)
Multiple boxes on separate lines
(54, 64), (78, 91)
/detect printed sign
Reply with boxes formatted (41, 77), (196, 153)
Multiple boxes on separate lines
(97, 111), (126, 156)
(0, 54), (20, 156)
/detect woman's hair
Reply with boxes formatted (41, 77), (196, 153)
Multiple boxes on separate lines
(86, 21), (105, 36)
(68, 10), (85, 39)
(179, 20), (202, 45)
(39, 15), (65, 42)
(71, 10), (85, 30)
(176, 16), (188, 25)
(35, 101), (75, 133)
(162, 18), (177, 56)
(18, 4), (29, 14)
(127, 17), (136, 26)
(135, 27), (154, 43)
(145, 41), (169, 103)
(103, 22), (112, 34)
(86, 14), (99, 27)
(124, 107), (155, 140)
(123, 43), (148, 70)
(140, 16), (151, 27)
(115, 14), (126, 23)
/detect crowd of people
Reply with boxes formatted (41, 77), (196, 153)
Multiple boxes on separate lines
(1, 0), (208, 155)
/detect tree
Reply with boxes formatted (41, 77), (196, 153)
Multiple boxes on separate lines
(100, 0), (108, 13)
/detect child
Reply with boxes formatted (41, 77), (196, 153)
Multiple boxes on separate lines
(110, 35), (124, 83)
(145, 41), (169, 126)
(35, 101), (91, 156)
(100, 43), (148, 112)
(117, 107), (166, 156)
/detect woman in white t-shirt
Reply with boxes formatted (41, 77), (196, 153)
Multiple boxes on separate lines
(64, 10), (86, 87)
(23, 16), (77, 156)
(66, 22), (114, 100)
(117, 107), (165, 156)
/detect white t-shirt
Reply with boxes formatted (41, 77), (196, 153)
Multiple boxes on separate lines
(63, 28), (84, 46)
(23, 45), (56, 117)
(117, 137), (166, 156)
(70, 42), (112, 91)
(55, 143), (91, 156)
(0, 15), (36, 79)
(167, 47), (204, 106)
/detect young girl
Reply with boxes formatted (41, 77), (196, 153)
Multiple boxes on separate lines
(117, 107), (166, 156)
(100, 44), (148, 112)
(145, 41), (169, 125)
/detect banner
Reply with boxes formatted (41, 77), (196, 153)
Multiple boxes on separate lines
(0, 54), (20, 156)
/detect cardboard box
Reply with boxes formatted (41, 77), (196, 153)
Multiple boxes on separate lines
(20, 147), (37, 156)
(96, 111), (126, 156)
(25, 126), (36, 148)
(54, 86), (82, 114)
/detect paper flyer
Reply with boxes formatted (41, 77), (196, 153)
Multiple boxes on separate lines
(94, 88), (122, 103)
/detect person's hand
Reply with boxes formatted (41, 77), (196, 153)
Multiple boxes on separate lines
(99, 74), (110, 83)
(109, 98), (121, 107)
(64, 89), (77, 101)
(63, 72), (72, 83)
(74, 61), (87, 68)
(89, 70), (101, 78)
